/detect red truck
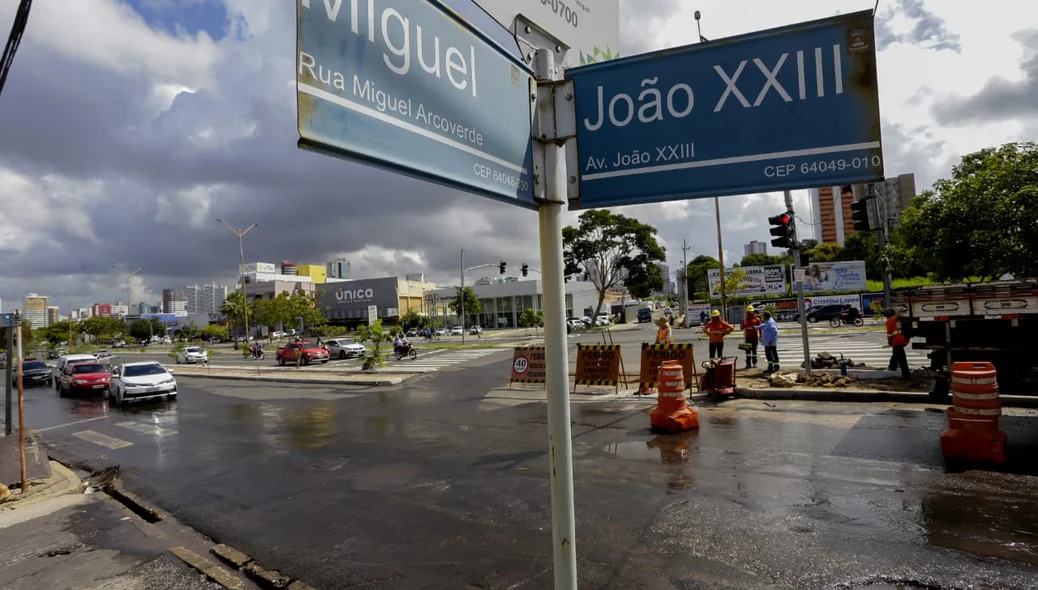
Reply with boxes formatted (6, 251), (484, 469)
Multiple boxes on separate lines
(276, 342), (330, 366)
(893, 280), (1038, 399)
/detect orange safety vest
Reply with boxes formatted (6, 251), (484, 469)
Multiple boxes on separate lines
(703, 319), (734, 343)
(886, 316), (908, 347)
(656, 325), (672, 344)
(740, 313), (761, 340)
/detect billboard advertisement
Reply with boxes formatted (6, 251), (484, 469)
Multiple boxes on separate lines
(244, 262), (276, 274)
(707, 265), (787, 297)
(861, 292), (887, 316)
(800, 261), (867, 293)
(803, 294), (862, 310)
(319, 277), (400, 321)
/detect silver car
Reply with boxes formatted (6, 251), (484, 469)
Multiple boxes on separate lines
(176, 346), (208, 364)
(110, 362), (177, 405)
(325, 338), (365, 359)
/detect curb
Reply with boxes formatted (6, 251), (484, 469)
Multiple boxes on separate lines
(105, 480), (168, 523)
(175, 373), (403, 386)
(207, 542), (317, 590)
(735, 387), (1038, 408)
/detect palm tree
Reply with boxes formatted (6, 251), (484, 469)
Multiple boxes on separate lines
(221, 291), (245, 336)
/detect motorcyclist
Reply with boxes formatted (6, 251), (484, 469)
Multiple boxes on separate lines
(394, 333), (410, 355)
(252, 341), (264, 359)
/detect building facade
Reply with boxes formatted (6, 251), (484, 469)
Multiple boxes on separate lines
(316, 277), (437, 325)
(296, 264), (327, 284)
(92, 303), (112, 317)
(162, 289), (186, 315)
(24, 293), (48, 328)
(744, 241), (768, 256)
(327, 259), (350, 280)
(811, 185), (856, 245)
(185, 285), (201, 314)
(202, 283), (228, 315)
(47, 306), (61, 326)
(423, 280), (599, 329)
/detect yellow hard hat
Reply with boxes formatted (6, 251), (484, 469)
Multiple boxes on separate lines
(745, 305), (755, 312)
(711, 310), (721, 317)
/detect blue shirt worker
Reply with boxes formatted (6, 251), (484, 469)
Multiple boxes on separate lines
(759, 310), (780, 374)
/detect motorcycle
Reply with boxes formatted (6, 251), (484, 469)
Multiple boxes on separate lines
(393, 343), (417, 361)
(244, 344), (265, 360)
(830, 308), (865, 327)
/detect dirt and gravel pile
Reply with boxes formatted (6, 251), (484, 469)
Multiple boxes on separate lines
(768, 372), (853, 388)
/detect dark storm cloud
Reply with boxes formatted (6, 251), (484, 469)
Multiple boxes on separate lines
(0, 6), (543, 306)
(930, 29), (1038, 125)
(876, 0), (962, 53)
(618, 0), (685, 56)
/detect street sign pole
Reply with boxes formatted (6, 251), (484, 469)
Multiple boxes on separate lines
(533, 48), (578, 590)
(4, 317), (13, 436)
(785, 190), (811, 373)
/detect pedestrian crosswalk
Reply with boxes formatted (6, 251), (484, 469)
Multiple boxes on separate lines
(773, 335), (929, 369)
(383, 348), (506, 373)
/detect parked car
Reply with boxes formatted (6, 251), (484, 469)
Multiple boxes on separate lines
(110, 362), (177, 405)
(566, 318), (584, 331)
(53, 353), (98, 389)
(325, 338), (366, 359)
(794, 304), (852, 323)
(580, 316), (594, 328)
(405, 328), (419, 337)
(450, 326), (464, 336)
(112, 340), (126, 348)
(469, 325), (483, 335)
(58, 361), (111, 397)
(176, 346), (208, 364)
(16, 360), (52, 387)
(435, 328), (448, 336)
(276, 342), (330, 366)
(95, 350), (113, 361)
(637, 308), (653, 323)
(595, 315), (612, 326)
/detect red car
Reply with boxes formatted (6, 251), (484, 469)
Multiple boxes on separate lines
(276, 342), (330, 366)
(58, 361), (111, 397)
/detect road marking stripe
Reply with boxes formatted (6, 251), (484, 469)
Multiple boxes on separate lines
(34, 415), (109, 433)
(72, 430), (133, 449)
(115, 421), (178, 437)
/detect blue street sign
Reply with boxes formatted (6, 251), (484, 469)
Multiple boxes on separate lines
(1, 314), (13, 328)
(566, 11), (883, 209)
(296, 0), (536, 208)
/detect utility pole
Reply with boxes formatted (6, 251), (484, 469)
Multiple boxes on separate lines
(714, 197), (728, 320)
(4, 311), (16, 436)
(460, 249), (465, 344)
(785, 190), (811, 373)
(217, 219), (258, 343)
(681, 239), (691, 328)
(870, 183), (894, 306)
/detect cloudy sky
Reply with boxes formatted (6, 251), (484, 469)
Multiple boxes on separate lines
(0, 0), (1036, 313)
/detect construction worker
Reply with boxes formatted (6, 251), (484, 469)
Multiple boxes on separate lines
(654, 316), (673, 344)
(760, 310), (780, 374)
(884, 308), (911, 380)
(740, 305), (762, 370)
(703, 310), (734, 360)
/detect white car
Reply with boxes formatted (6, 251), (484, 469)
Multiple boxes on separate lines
(110, 362), (177, 405)
(450, 326), (464, 336)
(53, 353), (98, 388)
(176, 346), (208, 364)
(325, 338), (365, 359)
(469, 325), (483, 335)
(596, 315), (612, 326)
(566, 318), (584, 330)
(435, 328), (448, 336)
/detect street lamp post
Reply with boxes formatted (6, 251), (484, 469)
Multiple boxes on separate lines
(113, 265), (144, 323)
(217, 219), (258, 344)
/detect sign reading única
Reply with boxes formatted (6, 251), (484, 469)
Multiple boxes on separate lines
(297, 0), (536, 207)
(566, 11), (883, 209)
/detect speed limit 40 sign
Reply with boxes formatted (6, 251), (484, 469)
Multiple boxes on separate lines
(510, 346), (546, 384)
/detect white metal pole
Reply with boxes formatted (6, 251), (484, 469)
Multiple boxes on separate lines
(461, 249), (466, 344)
(534, 48), (577, 590)
(784, 190), (811, 373)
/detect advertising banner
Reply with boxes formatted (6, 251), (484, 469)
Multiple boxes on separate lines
(747, 297), (800, 322)
(574, 344), (624, 391)
(800, 261), (867, 293)
(319, 277), (400, 321)
(803, 294), (862, 309)
(861, 292), (887, 316)
(510, 346), (546, 384)
(707, 265), (787, 297)
(639, 343), (697, 392)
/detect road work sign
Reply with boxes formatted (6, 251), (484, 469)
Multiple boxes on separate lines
(639, 343), (698, 392)
(574, 344), (623, 391)
(566, 10), (883, 209)
(296, 0), (537, 208)
(510, 346), (546, 384)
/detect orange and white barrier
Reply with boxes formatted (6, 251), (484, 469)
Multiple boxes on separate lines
(649, 360), (700, 433)
(940, 361), (1007, 463)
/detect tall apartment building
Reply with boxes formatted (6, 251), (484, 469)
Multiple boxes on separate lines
(327, 258), (351, 280)
(47, 306), (61, 326)
(112, 302), (128, 318)
(744, 241), (768, 256)
(24, 293), (48, 328)
(162, 289), (186, 315)
(92, 303), (112, 317)
(810, 186), (856, 245)
(185, 285), (200, 314)
(202, 283), (228, 314)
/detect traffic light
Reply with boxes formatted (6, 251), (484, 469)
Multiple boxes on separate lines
(850, 198), (871, 231)
(521, 263), (529, 277)
(768, 211), (794, 248)
(499, 260), (506, 274)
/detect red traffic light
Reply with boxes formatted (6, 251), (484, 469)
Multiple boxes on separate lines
(768, 212), (792, 226)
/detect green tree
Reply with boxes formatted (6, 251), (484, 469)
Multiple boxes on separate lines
(400, 309), (426, 329)
(357, 319), (392, 371)
(563, 209), (666, 320)
(802, 243), (844, 263)
(81, 316), (123, 340)
(684, 255), (720, 299)
(739, 253), (788, 267)
(287, 290), (327, 335)
(448, 286), (482, 322)
(895, 142), (1038, 282)
(250, 298), (273, 331)
(221, 291), (246, 335)
(518, 307), (538, 336)
(201, 324), (228, 342)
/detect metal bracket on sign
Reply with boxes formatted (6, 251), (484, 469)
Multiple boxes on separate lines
(512, 15), (570, 67)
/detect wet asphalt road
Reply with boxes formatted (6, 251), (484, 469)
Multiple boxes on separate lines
(7, 341), (1038, 588)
